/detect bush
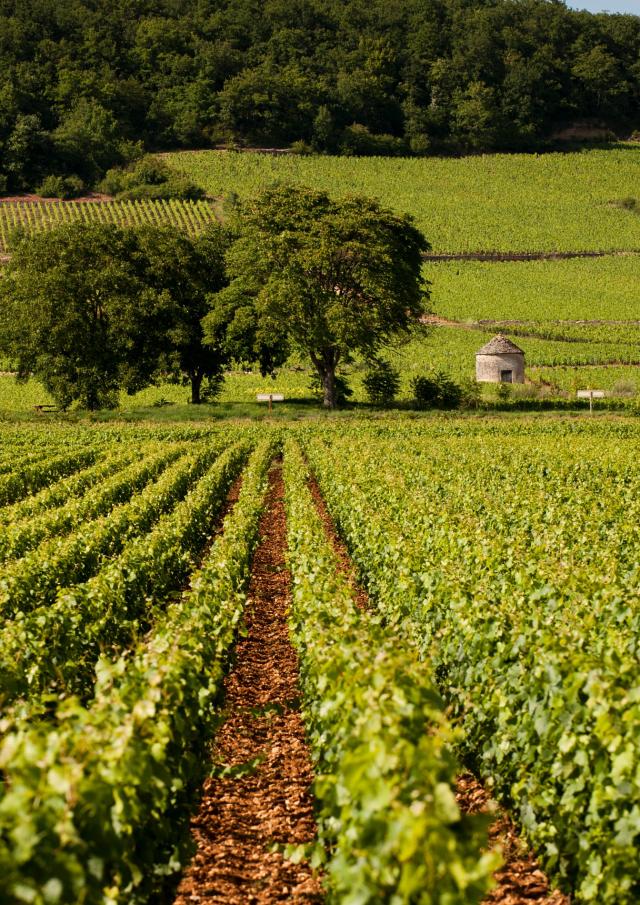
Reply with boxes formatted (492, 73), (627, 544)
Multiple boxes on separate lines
(363, 359), (400, 406)
(37, 174), (86, 199)
(340, 124), (407, 157)
(0, 174), (7, 195)
(98, 155), (204, 200)
(289, 140), (313, 155)
(118, 178), (204, 201)
(412, 371), (463, 409)
(459, 378), (482, 408)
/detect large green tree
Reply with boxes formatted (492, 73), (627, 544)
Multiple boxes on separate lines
(0, 223), (229, 410)
(205, 185), (429, 408)
(135, 225), (232, 404)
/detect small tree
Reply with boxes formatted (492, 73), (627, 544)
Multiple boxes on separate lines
(134, 225), (232, 404)
(205, 185), (429, 408)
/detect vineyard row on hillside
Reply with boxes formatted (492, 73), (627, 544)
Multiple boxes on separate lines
(0, 199), (219, 253)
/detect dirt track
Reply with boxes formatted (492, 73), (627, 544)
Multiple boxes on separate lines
(173, 464), (322, 904)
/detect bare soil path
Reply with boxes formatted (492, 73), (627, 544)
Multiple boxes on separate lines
(457, 774), (570, 905)
(423, 250), (640, 262)
(173, 463), (322, 905)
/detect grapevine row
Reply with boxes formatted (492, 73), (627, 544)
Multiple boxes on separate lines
(0, 442), (221, 619)
(0, 440), (250, 711)
(282, 438), (496, 903)
(0, 439), (274, 904)
(304, 423), (640, 904)
(0, 199), (219, 253)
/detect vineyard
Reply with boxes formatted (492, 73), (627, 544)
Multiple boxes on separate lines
(0, 199), (219, 254)
(0, 152), (639, 403)
(166, 148), (640, 254)
(1, 418), (639, 903)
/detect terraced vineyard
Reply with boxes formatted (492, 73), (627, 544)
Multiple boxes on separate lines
(0, 199), (219, 254)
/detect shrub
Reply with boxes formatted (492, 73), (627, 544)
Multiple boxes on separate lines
(118, 178), (204, 201)
(37, 174), (85, 199)
(98, 155), (204, 200)
(340, 124), (407, 157)
(289, 140), (313, 155)
(459, 378), (482, 408)
(412, 371), (463, 409)
(363, 358), (400, 406)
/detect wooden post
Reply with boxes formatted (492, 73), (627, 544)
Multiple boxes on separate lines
(268, 394), (273, 413)
(577, 389), (604, 412)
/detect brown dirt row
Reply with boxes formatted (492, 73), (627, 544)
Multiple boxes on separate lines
(305, 463), (569, 905)
(456, 774), (570, 905)
(173, 463), (322, 905)
(423, 249), (640, 262)
(0, 193), (112, 203)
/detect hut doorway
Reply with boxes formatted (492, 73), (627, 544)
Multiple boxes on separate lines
(500, 370), (513, 383)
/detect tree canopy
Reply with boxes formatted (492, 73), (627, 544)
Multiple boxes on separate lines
(0, 0), (638, 192)
(0, 223), (230, 409)
(205, 185), (429, 408)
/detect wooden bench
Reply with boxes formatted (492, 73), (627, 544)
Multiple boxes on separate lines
(33, 404), (58, 414)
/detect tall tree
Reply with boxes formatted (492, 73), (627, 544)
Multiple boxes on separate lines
(205, 185), (429, 408)
(0, 225), (174, 410)
(135, 224), (232, 403)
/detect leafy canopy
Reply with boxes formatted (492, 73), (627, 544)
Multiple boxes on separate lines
(205, 185), (429, 407)
(0, 223), (230, 409)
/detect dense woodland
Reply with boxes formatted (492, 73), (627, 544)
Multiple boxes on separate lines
(0, 0), (639, 192)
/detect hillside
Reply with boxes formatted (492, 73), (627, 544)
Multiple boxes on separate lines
(163, 148), (640, 399)
(0, 0), (639, 194)
(2, 146), (640, 409)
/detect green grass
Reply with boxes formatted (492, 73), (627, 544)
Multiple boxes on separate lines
(3, 324), (638, 421)
(530, 364), (640, 395)
(166, 147), (640, 253)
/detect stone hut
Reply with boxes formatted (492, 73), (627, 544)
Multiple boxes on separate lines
(475, 335), (525, 383)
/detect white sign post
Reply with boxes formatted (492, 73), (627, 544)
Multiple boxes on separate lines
(577, 389), (605, 414)
(256, 393), (285, 412)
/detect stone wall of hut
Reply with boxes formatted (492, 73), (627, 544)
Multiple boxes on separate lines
(476, 353), (525, 383)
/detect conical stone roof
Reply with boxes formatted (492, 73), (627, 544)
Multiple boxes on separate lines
(476, 334), (525, 356)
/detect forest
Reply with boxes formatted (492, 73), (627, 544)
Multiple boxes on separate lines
(0, 0), (639, 193)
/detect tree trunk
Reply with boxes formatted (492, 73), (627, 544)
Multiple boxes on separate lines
(191, 372), (203, 405)
(322, 367), (336, 409)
